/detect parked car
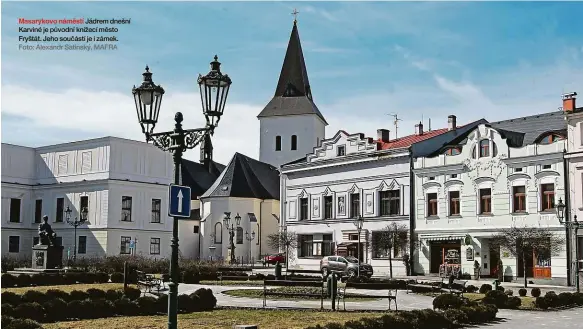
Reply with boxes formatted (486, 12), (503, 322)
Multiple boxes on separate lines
(320, 256), (373, 278)
(263, 253), (286, 265)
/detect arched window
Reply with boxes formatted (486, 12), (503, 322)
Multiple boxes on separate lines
(236, 227), (243, 244)
(291, 135), (297, 150)
(214, 223), (222, 244)
(275, 136), (282, 151)
(539, 133), (564, 145)
(444, 147), (461, 156)
(479, 140), (490, 157)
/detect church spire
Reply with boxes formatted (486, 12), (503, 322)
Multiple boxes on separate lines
(274, 11), (312, 100)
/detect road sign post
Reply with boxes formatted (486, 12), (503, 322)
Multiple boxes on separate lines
(168, 184), (192, 218)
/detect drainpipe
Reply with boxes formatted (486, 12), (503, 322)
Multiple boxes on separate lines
(563, 149), (572, 286)
(408, 147), (416, 276)
(259, 199), (264, 260)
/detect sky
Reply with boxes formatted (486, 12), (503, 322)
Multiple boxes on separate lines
(2, 1), (583, 165)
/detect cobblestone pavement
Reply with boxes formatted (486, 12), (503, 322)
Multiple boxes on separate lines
(175, 284), (583, 328)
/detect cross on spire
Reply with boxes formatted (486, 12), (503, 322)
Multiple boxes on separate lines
(292, 8), (299, 24)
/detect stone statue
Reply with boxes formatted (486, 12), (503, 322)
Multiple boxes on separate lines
(38, 215), (58, 246)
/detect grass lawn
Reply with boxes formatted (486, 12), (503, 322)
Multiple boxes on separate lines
(43, 309), (380, 329)
(201, 280), (264, 286)
(464, 293), (536, 309)
(1, 283), (128, 294)
(223, 287), (378, 302)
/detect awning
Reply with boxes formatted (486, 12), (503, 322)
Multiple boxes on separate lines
(420, 235), (465, 242)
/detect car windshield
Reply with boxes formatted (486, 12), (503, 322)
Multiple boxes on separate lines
(345, 256), (359, 263)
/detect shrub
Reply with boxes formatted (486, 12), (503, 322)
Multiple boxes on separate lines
(558, 292), (574, 307)
(78, 272), (97, 284)
(531, 287), (541, 297)
(110, 272), (124, 283)
(573, 292), (583, 305)
(1, 255), (30, 273)
(1, 315), (13, 327)
(45, 289), (70, 302)
(496, 285), (504, 291)
(13, 302), (45, 322)
(65, 300), (82, 319)
(465, 284), (478, 293)
(193, 288), (216, 311)
(505, 296), (521, 309)
(69, 290), (90, 301)
(21, 291), (46, 304)
(15, 274), (31, 288)
(535, 296), (549, 309)
(3, 318), (44, 329)
(86, 288), (107, 300)
(505, 289), (513, 296)
(544, 291), (559, 308)
(157, 293), (169, 312)
(63, 272), (81, 284)
(181, 270), (201, 284)
(137, 296), (158, 315)
(86, 298), (115, 319)
(94, 272), (110, 283)
(1, 292), (21, 305)
(178, 294), (194, 313)
(2, 303), (14, 317)
(483, 290), (508, 308)
(518, 288), (527, 297)
(443, 308), (469, 325)
(1, 273), (17, 288)
(124, 287), (141, 300)
(433, 293), (465, 310)
(113, 297), (139, 316)
(43, 298), (68, 322)
(479, 284), (492, 294)
(105, 289), (122, 301)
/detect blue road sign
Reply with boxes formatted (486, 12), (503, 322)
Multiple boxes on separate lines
(168, 184), (192, 218)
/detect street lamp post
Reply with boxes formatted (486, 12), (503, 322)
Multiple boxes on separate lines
(353, 215), (364, 278)
(556, 198), (581, 293)
(223, 212), (241, 264)
(64, 205), (88, 264)
(132, 56), (232, 329)
(245, 230), (256, 265)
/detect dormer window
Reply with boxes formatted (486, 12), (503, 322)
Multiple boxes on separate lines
(337, 145), (346, 156)
(479, 140), (490, 157)
(444, 147), (461, 156)
(539, 133), (564, 145)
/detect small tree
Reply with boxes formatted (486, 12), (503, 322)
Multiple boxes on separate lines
(371, 223), (409, 278)
(267, 230), (298, 273)
(491, 226), (565, 288)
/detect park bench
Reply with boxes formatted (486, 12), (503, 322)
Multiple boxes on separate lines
(405, 278), (444, 296)
(217, 266), (253, 285)
(338, 281), (398, 311)
(136, 270), (162, 295)
(441, 278), (467, 297)
(263, 280), (325, 309)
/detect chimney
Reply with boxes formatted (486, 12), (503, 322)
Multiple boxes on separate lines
(377, 129), (390, 142)
(415, 122), (424, 136)
(428, 118), (432, 131)
(448, 115), (457, 131)
(563, 92), (577, 112)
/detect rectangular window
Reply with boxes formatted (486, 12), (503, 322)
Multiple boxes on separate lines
(540, 183), (555, 212)
(236, 227), (243, 244)
(80, 195), (89, 217)
(9, 198), (21, 223)
(542, 164), (551, 170)
(324, 196), (333, 219)
(337, 145), (345, 156)
(380, 190), (400, 216)
(120, 236), (131, 254)
(449, 191), (460, 216)
(8, 236), (20, 253)
(193, 226), (200, 233)
(121, 196), (132, 222)
(350, 193), (360, 218)
(514, 167), (523, 172)
(513, 186), (526, 213)
(451, 174), (458, 179)
(372, 231), (390, 258)
(291, 135), (297, 150)
(35, 199), (43, 223)
(275, 136), (281, 151)
(322, 234), (334, 256)
(151, 199), (161, 223)
(297, 235), (334, 257)
(78, 236), (87, 254)
(298, 235), (313, 257)
(299, 198), (308, 220)
(427, 193), (438, 217)
(150, 238), (160, 255)
(479, 188), (492, 214)
(479, 140), (490, 157)
(56, 198), (64, 222)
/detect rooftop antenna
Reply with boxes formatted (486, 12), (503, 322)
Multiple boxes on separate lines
(428, 118), (432, 131)
(388, 113), (402, 139)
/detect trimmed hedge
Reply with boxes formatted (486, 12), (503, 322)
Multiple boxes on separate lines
(0, 287), (216, 323)
(1, 316), (43, 329)
(1, 271), (111, 288)
(531, 287), (541, 297)
(534, 291), (583, 310)
(479, 284), (492, 294)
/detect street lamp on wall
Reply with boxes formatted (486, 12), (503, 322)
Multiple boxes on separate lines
(556, 198), (581, 293)
(64, 205), (88, 265)
(353, 215), (364, 278)
(132, 57), (232, 329)
(223, 212), (241, 264)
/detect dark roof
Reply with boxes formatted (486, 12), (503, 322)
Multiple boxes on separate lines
(201, 153), (280, 200)
(411, 119), (488, 158)
(257, 21), (327, 124)
(488, 110), (567, 147)
(181, 159), (226, 199)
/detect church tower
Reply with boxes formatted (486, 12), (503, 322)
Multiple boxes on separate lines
(257, 16), (327, 168)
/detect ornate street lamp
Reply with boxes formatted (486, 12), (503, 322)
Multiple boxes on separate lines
(64, 205), (88, 264)
(556, 198), (581, 293)
(353, 215), (364, 278)
(223, 212), (241, 264)
(245, 230), (256, 265)
(132, 56), (231, 329)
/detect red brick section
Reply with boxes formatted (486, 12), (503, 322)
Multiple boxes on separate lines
(377, 128), (449, 150)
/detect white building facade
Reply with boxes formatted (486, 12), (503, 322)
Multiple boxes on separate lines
(413, 113), (569, 284)
(1, 137), (175, 260)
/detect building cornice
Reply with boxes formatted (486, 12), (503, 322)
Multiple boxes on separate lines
(286, 172), (409, 190)
(502, 152), (564, 165)
(1, 178), (169, 189)
(287, 215), (408, 226)
(413, 163), (465, 176)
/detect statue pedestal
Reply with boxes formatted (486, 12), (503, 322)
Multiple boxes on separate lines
(32, 245), (64, 269)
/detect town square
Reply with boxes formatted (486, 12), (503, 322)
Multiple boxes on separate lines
(1, 1), (583, 329)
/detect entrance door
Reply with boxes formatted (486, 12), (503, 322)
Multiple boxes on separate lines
(430, 245), (442, 273)
(489, 245), (500, 277)
(517, 246), (534, 278)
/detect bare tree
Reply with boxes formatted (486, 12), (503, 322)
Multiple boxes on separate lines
(267, 230), (298, 272)
(371, 223), (409, 278)
(490, 226), (565, 288)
